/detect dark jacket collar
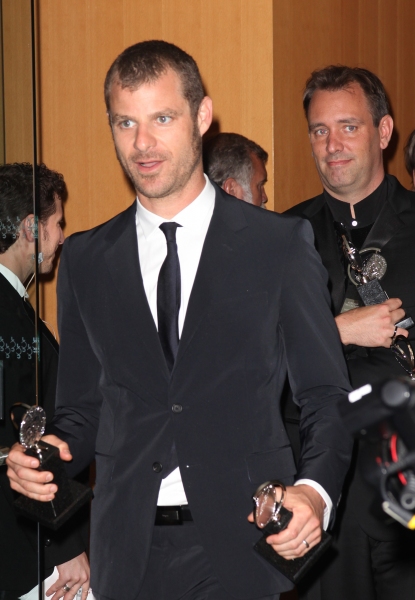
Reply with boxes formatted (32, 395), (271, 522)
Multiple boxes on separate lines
(290, 175), (411, 314)
(102, 187), (249, 379)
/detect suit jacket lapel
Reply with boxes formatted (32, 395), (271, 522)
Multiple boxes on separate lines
(362, 176), (406, 250)
(103, 202), (170, 381)
(175, 189), (248, 366)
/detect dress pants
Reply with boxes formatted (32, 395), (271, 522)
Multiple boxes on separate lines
(95, 522), (280, 600)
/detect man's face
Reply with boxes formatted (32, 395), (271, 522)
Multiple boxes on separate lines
(38, 197), (64, 274)
(307, 83), (392, 201)
(108, 69), (210, 203)
(249, 153), (268, 207)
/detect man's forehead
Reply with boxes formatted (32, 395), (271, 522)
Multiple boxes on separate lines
(308, 84), (372, 122)
(109, 69), (185, 104)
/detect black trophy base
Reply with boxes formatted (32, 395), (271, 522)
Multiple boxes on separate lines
(357, 280), (414, 330)
(14, 441), (92, 530)
(357, 279), (388, 306)
(254, 507), (331, 583)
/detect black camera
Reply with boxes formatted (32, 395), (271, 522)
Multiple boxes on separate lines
(339, 378), (415, 530)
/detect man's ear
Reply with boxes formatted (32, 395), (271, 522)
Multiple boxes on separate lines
(222, 178), (245, 201)
(22, 214), (36, 242)
(197, 96), (213, 136)
(379, 114), (393, 150)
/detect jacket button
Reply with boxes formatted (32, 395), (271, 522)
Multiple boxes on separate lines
(152, 462), (163, 473)
(172, 404), (183, 413)
(44, 538), (51, 547)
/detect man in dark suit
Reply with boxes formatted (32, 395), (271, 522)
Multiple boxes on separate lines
(7, 42), (352, 600)
(287, 66), (415, 600)
(203, 132), (269, 208)
(0, 163), (89, 600)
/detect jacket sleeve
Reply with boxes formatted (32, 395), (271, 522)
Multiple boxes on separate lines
(279, 218), (353, 511)
(46, 237), (102, 477)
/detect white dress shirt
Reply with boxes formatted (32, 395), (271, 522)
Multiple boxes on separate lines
(135, 176), (332, 526)
(136, 176), (215, 505)
(0, 263), (27, 297)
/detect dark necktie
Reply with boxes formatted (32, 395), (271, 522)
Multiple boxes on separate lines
(157, 222), (181, 371)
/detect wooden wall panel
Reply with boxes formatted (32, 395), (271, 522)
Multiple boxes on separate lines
(36, 0), (415, 330)
(273, 0), (415, 212)
(37, 0), (274, 331)
(2, 0), (33, 163)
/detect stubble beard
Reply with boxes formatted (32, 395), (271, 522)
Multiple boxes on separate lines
(116, 124), (203, 201)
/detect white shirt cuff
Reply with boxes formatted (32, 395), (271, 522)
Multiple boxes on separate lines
(294, 479), (332, 530)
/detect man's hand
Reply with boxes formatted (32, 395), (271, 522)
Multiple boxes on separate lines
(335, 298), (408, 348)
(6, 435), (71, 501)
(248, 485), (325, 559)
(46, 552), (90, 600)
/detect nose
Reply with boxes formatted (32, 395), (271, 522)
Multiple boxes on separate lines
(326, 132), (343, 155)
(134, 124), (156, 152)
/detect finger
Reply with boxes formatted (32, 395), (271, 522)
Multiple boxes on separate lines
(395, 327), (409, 338)
(8, 475), (57, 500)
(384, 297), (403, 310)
(42, 436), (73, 461)
(267, 524), (320, 551)
(81, 580), (92, 600)
(82, 587), (91, 600)
(269, 529), (321, 559)
(7, 449), (40, 470)
(8, 462), (54, 484)
(247, 511), (255, 523)
(390, 308), (406, 323)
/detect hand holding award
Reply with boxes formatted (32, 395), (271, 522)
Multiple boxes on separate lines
(14, 406), (92, 530)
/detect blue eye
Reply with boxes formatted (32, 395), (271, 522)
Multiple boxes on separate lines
(120, 120), (134, 129)
(156, 116), (172, 124)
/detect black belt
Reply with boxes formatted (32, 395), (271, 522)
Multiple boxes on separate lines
(155, 505), (193, 525)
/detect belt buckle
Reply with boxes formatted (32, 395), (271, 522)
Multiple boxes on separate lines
(158, 507), (183, 525)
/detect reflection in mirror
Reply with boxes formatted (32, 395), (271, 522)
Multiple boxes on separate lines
(0, 0), (43, 597)
(1, 5), (90, 599)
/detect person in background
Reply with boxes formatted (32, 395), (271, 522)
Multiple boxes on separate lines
(7, 42), (352, 600)
(286, 65), (415, 600)
(403, 128), (415, 190)
(203, 132), (268, 207)
(0, 163), (90, 600)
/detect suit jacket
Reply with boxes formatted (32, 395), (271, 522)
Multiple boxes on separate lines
(50, 187), (352, 600)
(0, 273), (87, 593)
(286, 174), (415, 539)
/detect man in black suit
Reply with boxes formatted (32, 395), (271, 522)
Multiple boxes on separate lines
(7, 42), (352, 600)
(287, 66), (415, 600)
(0, 163), (89, 600)
(203, 132), (269, 208)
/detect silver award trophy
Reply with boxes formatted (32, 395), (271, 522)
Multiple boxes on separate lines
(253, 481), (331, 583)
(335, 222), (414, 330)
(14, 406), (92, 530)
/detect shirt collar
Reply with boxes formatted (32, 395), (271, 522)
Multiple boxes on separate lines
(136, 175), (216, 239)
(324, 177), (387, 229)
(0, 263), (28, 298)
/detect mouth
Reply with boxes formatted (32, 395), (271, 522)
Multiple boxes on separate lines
(134, 159), (164, 173)
(326, 158), (352, 168)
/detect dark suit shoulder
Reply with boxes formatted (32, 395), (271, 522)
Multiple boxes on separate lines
(385, 174), (415, 212)
(213, 183), (310, 238)
(63, 201), (136, 259)
(284, 193), (324, 218)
